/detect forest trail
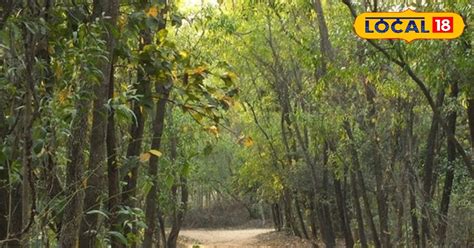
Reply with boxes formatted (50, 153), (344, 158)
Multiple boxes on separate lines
(179, 229), (272, 247)
(178, 228), (314, 247)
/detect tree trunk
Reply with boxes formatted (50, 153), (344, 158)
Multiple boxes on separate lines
(167, 176), (189, 248)
(283, 189), (300, 237)
(404, 102), (421, 248)
(120, 30), (151, 248)
(334, 175), (354, 247)
(157, 208), (167, 248)
(357, 167), (381, 248)
(421, 92), (444, 248)
(142, 83), (171, 248)
(312, 0), (334, 76)
(21, 23), (36, 247)
(319, 151), (336, 247)
(166, 111), (188, 248)
(343, 121), (381, 247)
(437, 83), (458, 245)
(58, 97), (91, 247)
(271, 203), (282, 231)
(307, 196), (318, 241)
(350, 169), (367, 248)
(363, 81), (390, 248)
(294, 192), (309, 239)
(79, 0), (119, 246)
(0, 158), (8, 243)
(106, 63), (123, 248)
(467, 99), (474, 172)
(0, 104), (7, 240)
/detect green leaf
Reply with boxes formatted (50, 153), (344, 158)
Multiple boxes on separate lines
(165, 175), (174, 189)
(181, 162), (191, 177)
(86, 210), (109, 219)
(108, 231), (129, 245)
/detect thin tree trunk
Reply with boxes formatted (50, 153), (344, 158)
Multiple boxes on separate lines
(283, 189), (300, 237)
(157, 208), (167, 248)
(166, 118), (189, 248)
(363, 81), (390, 248)
(468, 99), (474, 172)
(357, 167), (381, 248)
(167, 176), (189, 248)
(334, 175), (354, 247)
(142, 3), (170, 246)
(312, 0), (334, 76)
(0, 105), (7, 241)
(437, 83), (458, 245)
(307, 196), (318, 241)
(106, 63), (123, 248)
(58, 97), (91, 247)
(294, 192), (309, 239)
(404, 102), (421, 248)
(79, 0), (119, 246)
(291, 114), (335, 247)
(320, 152), (336, 247)
(21, 23), (36, 247)
(343, 121), (372, 248)
(271, 203), (282, 231)
(121, 30), (151, 248)
(142, 84), (171, 248)
(0, 156), (8, 243)
(421, 92), (445, 248)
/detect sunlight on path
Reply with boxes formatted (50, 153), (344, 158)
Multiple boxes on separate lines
(179, 228), (274, 247)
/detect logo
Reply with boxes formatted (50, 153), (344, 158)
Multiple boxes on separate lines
(353, 9), (465, 42)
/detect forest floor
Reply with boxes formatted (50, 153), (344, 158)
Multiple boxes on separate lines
(177, 228), (316, 247)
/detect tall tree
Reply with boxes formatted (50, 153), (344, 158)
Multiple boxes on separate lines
(79, 0), (119, 246)
(437, 82), (458, 245)
(143, 1), (171, 247)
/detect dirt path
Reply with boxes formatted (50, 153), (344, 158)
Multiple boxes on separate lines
(178, 228), (272, 247)
(178, 228), (314, 248)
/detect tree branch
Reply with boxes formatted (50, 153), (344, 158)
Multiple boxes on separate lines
(341, 0), (473, 178)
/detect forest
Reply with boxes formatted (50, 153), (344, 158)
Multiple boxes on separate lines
(0, 0), (473, 247)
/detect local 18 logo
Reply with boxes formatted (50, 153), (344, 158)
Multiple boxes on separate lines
(353, 9), (465, 42)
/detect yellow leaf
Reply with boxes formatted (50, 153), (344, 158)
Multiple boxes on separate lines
(222, 71), (237, 80)
(146, 6), (159, 17)
(179, 51), (188, 59)
(149, 149), (162, 157)
(192, 66), (208, 75)
(208, 125), (219, 136)
(118, 15), (127, 30)
(139, 152), (151, 162)
(243, 136), (254, 147)
(222, 96), (235, 107)
(58, 88), (69, 104)
(54, 63), (63, 79)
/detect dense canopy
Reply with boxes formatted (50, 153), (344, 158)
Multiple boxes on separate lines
(0, 0), (472, 247)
